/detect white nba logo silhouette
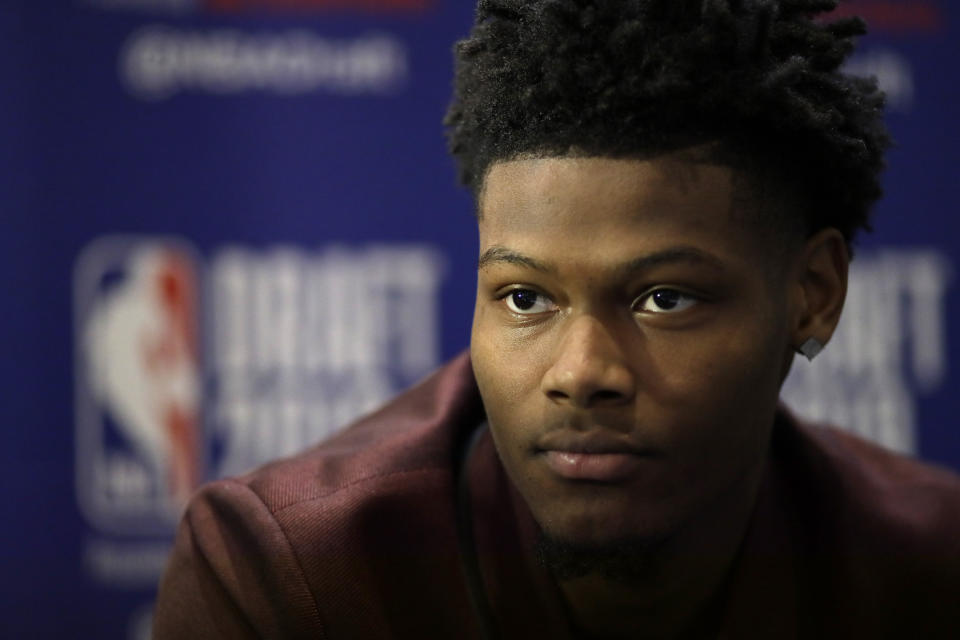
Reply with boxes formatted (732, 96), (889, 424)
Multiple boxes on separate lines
(76, 238), (202, 532)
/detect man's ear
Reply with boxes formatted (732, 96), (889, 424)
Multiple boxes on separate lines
(790, 228), (849, 355)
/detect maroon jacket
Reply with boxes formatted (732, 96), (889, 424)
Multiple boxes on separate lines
(153, 352), (960, 639)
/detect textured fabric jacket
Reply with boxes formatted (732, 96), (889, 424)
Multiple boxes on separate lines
(153, 351), (960, 639)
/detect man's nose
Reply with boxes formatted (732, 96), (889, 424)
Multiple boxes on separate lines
(540, 314), (636, 409)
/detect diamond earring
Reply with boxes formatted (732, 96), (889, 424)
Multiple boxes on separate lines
(797, 337), (823, 361)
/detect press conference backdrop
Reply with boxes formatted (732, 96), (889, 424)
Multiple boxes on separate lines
(1, 1), (957, 637)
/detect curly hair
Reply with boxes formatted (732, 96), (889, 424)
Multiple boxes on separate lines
(445, 0), (890, 247)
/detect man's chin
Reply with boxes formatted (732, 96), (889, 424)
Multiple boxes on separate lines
(533, 530), (672, 586)
(530, 497), (679, 550)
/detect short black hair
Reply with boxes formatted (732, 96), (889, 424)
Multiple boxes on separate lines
(445, 0), (890, 247)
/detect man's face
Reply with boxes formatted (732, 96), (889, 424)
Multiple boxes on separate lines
(471, 155), (796, 547)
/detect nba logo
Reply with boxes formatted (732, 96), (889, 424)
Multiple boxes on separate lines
(74, 237), (203, 533)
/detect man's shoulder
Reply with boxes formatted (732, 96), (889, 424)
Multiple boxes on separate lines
(155, 352), (486, 638)
(777, 407), (960, 550)
(194, 351), (484, 531)
(769, 408), (960, 632)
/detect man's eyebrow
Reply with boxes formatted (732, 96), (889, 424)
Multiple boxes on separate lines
(616, 246), (727, 276)
(478, 246), (555, 273)
(477, 244), (725, 275)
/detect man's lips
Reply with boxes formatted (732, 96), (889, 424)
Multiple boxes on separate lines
(536, 431), (660, 482)
(542, 451), (649, 482)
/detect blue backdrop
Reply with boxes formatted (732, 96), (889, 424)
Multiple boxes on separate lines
(1, 1), (957, 637)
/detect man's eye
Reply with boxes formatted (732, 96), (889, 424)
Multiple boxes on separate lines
(636, 289), (698, 313)
(503, 289), (555, 315)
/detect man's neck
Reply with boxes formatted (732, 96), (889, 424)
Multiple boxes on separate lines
(555, 460), (766, 640)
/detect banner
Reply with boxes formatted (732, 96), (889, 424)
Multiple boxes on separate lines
(1, 1), (956, 637)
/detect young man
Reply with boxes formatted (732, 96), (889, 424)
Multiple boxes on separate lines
(154, 1), (960, 638)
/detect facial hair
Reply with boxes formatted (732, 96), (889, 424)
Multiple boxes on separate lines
(533, 531), (672, 587)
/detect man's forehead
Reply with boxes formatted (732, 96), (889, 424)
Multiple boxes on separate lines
(478, 146), (726, 204)
(478, 155), (738, 229)
(475, 154), (808, 279)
